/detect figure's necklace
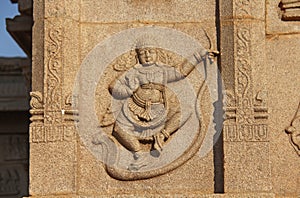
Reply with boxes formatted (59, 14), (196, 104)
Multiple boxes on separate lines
(138, 64), (161, 82)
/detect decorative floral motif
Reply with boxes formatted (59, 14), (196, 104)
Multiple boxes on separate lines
(235, 25), (254, 125)
(45, 25), (63, 110)
(29, 92), (43, 109)
(235, 0), (251, 16)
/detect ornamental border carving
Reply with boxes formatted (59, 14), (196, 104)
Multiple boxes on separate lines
(44, 20), (63, 112)
(224, 0), (269, 142)
(29, 90), (78, 143)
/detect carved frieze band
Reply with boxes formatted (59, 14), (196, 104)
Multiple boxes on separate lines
(30, 125), (75, 143)
(224, 0), (269, 142)
(29, 90), (78, 143)
(224, 124), (268, 142)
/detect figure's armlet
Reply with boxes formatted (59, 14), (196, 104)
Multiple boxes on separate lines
(178, 59), (195, 77)
(166, 60), (194, 82)
(174, 50), (207, 79)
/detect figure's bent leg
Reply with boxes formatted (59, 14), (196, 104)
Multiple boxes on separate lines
(112, 123), (141, 153)
(164, 100), (181, 137)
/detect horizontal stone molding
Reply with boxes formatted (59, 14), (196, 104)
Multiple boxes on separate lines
(224, 124), (268, 142)
(30, 125), (76, 143)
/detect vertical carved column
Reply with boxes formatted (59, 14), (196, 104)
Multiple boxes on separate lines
(220, 0), (271, 193)
(44, 19), (64, 141)
(29, 0), (80, 195)
(30, 19), (77, 143)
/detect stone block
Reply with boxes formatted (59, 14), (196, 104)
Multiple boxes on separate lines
(29, 140), (76, 195)
(80, 0), (215, 23)
(44, 0), (80, 20)
(28, 0), (300, 197)
(266, 0), (300, 34)
(266, 35), (300, 196)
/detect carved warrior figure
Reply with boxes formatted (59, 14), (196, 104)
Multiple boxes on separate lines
(285, 102), (300, 156)
(107, 41), (201, 170)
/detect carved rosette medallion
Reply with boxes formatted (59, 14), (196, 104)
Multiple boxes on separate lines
(75, 27), (220, 180)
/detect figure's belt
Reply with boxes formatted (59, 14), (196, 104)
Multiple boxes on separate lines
(140, 83), (165, 91)
(132, 83), (165, 107)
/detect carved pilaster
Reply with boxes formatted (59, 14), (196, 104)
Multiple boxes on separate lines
(221, 0), (271, 192)
(29, 19), (78, 143)
(234, 0), (251, 17)
(45, 0), (66, 18)
(223, 0), (268, 143)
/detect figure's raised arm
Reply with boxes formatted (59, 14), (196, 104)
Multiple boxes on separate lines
(166, 50), (207, 82)
(180, 49), (207, 76)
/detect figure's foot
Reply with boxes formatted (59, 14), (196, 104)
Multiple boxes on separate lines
(92, 133), (104, 145)
(127, 163), (146, 171)
(127, 151), (147, 171)
(153, 132), (166, 151)
(150, 149), (160, 158)
(133, 152), (140, 160)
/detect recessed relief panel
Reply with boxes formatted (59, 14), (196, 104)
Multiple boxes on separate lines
(74, 26), (221, 180)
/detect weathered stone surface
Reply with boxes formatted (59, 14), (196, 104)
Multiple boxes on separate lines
(266, 34), (300, 196)
(220, 0), (271, 193)
(30, 141), (76, 195)
(80, 0), (215, 23)
(267, 0), (300, 34)
(28, 0), (300, 197)
(26, 192), (276, 198)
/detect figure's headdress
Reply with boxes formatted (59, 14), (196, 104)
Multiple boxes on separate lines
(135, 35), (158, 49)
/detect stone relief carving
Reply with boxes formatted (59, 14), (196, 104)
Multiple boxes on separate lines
(223, 1), (269, 142)
(63, 93), (79, 122)
(29, 91), (76, 143)
(279, 0), (300, 21)
(285, 102), (300, 156)
(45, 0), (66, 17)
(235, 0), (251, 16)
(91, 37), (213, 180)
(29, 20), (76, 143)
(29, 92), (76, 143)
(0, 167), (20, 196)
(109, 46), (196, 162)
(45, 21), (63, 111)
(29, 91), (44, 123)
(30, 120), (76, 143)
